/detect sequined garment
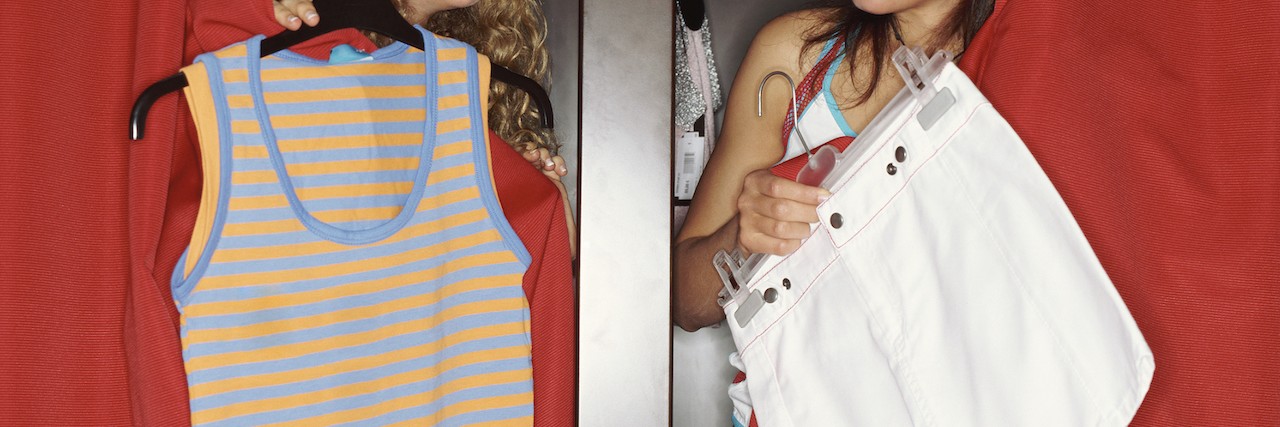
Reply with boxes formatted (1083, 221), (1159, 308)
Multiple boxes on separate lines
(674, 8), (722, 131)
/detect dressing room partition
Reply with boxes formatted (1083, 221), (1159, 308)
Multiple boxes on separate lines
(574, 0), (674, 426)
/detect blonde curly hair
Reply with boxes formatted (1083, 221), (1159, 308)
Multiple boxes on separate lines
(414, 1), (557, 154)
(367, 1), (556, 154)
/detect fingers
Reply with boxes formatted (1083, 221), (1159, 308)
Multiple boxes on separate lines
(521, 147), (549, 167)
(735, 169), (830, 256)
(737, 208), (811, 256)
(274, 0), (319, 30)
(518, 146), (568, 180)
(549, 155), (567, 177)
(737, 191), (819, 246)
(740, 235), (803, 256)
(741, 209), (812, 240)
(744, 169), (830, 205)
(537, 167), (563, 184)
(533, 148), (554, 171)
(540, 168), (565, 183)
(273, 1), (302, 30)
(520, 147), (541, 162)
(521, 147), (560, 172)
(738, 195), (820, 224)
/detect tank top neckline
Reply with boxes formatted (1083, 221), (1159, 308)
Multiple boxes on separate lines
(243, 27), (440, 245)
(812, 35), (858, 137)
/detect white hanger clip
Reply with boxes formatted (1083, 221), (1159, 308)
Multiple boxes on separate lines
(892, 45), (948, 103)
(715, 248), (772, 327)
(892, 45), (956, 131)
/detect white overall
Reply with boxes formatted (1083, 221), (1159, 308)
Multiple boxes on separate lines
(722, 54), (1154, 426)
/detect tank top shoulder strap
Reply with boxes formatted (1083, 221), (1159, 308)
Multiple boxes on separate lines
(781, 33), (848, 145)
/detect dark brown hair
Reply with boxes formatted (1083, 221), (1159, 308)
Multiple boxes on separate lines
(803, 0), (995, 106)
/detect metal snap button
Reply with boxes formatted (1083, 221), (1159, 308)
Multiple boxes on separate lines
(782, 278), (791, 290)
(887, 163), (897, 175)
(895, 146), (907, 162)
(830, 213), (843, 229)
(763, 288), (779, 303)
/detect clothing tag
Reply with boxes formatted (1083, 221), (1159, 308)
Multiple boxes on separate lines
(329, 44), (373, 64)
(674, 131), (707, 200)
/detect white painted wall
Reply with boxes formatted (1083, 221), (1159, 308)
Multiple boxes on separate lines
(578, 1), (673, 426)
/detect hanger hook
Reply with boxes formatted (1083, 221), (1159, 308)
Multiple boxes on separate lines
(757, 71), (812, 155)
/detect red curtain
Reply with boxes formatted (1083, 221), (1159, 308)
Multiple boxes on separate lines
(1, 0), (186, 424)
(960, 0), (1280, 424)
(0, 1), (422, 425)
(2, 1), (576, 426)
(2, 0), (1276, 425)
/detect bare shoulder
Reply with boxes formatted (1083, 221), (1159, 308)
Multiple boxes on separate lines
(748, 8), (837, 73)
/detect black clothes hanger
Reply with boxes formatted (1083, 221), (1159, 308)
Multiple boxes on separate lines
(676, 0), (705, 31)
(130, 0), (553, 140)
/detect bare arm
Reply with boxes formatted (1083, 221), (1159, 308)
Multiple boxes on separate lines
(673, 12), (831, 332)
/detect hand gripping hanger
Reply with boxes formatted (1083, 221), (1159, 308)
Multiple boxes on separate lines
(129, 0), (554, 141)
(756, 71), (807, 151)
(755, 71), (843, 187)
(715, 70), (834, 327)
(715, 37), (958, 327)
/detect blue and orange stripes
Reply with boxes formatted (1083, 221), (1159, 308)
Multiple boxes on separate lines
(174, 27), (532, 426)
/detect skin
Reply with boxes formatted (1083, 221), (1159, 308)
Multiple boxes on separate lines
(673, 0), (964, 331)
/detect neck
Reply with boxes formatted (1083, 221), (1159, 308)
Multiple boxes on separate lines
(893, 0), (961, 48)
(406, 5), (444, 25)
(409, 11), (436, 24)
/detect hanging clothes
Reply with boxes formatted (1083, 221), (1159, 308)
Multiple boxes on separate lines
(674, 1), (722, 211)
(1, 2), (571, 427)
(123, 2), (577, 426)
(171, 30), (535, 425)
(770, 34), (858, 181)
(673, 4), (723, 138)
(958, 0), (1280, 423)
(723, 57), (1153, 426)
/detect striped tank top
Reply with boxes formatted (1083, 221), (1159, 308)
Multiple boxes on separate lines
(174, 27), (534, 426)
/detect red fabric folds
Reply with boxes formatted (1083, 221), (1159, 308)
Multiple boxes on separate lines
(3, 0), (1277, 425)
(959, 0), (1280, 423)
(133, 2), (577, 426)
(2, 0), (574, 425)
(0, 2), (152, 425)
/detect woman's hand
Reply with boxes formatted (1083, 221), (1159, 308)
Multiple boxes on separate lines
(519, 146), (569, 183)
(518, 145), (576, 258)
(735, 169), (830, 256)
(274, 0), (319, 30)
